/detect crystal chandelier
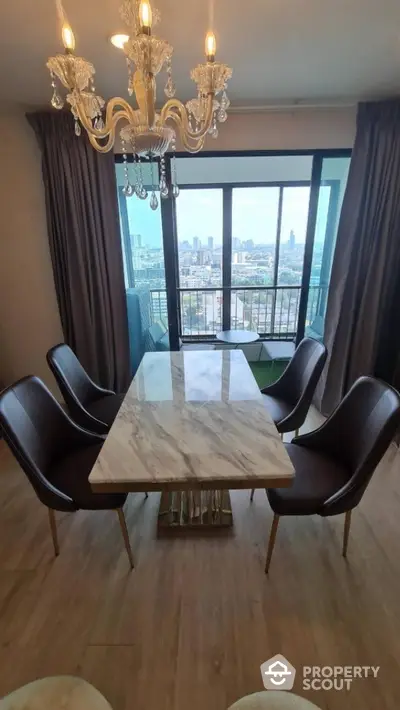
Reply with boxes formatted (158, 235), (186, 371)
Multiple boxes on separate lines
(47, 0), (232, 208)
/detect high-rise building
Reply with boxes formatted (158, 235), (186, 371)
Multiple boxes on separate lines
(244, 239), (254, 250)
(233, 251), (246, 264)
(182, 252), (193, 266)
(193, 236), (201, 251)
(151, 289), (168, 322)
(131, 233), (142, 248)
(288, 229), (296, 249)
(207, 236), (214, 250)
(233, 237), (241, 250)
(132, 252), (142, 270)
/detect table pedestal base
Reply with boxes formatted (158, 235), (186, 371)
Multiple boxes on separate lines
(158, 490), (233, 529)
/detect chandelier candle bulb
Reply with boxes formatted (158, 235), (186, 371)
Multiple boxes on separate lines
(205, 31), (216, 62)
(61, 24), (75, 51)
(56, 0), (76, 51)
(139, 0), (152, 33)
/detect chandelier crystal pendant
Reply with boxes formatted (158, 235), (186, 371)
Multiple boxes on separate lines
(47, 0), (232, 208)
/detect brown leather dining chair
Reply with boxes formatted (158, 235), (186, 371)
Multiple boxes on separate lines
(263, 376), (400, 574)
(0, 376), (136, 568)
(47, 344), (125, 435)
(250, 337), (327, 501)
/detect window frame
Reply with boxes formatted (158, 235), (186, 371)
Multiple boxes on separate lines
(115, 149), (352, 349)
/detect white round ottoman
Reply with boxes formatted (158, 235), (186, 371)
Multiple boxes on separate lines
(0, 676), (112, 710)
(228, 691), (321, 710)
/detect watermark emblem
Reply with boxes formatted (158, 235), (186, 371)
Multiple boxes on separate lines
(260, 655), (296, 691)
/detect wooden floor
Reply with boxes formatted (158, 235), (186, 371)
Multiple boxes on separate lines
(0, 409), (399, 710)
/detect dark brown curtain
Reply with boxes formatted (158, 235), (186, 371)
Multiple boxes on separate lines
(27, 111), (131, 393)
(316, 98), (400, 414)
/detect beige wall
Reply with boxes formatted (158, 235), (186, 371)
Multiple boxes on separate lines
(115, 106), (357, 153)
(0, 109), (63, 392)
(203, 107), (357, 151)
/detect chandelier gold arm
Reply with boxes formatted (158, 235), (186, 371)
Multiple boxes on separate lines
(161, 93), (214, 143)
(180, 132), (205, 153)
(86, 132), (115, 153)
(74, 95), (138, 152)
(163, 109), (205, 152)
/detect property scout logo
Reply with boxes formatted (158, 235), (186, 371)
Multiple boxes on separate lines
(260, 655), (380, 692)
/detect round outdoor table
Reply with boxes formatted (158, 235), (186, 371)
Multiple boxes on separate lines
(216, 329), (260, 348)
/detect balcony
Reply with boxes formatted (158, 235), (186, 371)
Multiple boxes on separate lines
(150, 285), (325, 340)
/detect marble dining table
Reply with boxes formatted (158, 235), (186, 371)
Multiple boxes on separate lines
(89, 349), (294, 528)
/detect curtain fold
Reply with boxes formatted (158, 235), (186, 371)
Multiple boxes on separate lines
(27, 111), (130, 393)
(316, 98), (400, 414)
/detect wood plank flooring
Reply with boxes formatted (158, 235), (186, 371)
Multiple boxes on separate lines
(0, 409), (399, 710)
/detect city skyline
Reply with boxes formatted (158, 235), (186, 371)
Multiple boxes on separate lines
(123, 238), (327, 337)
(126, 186), (331, 249)
(121, 183), (335, 336)
(122, 184), (334, 299)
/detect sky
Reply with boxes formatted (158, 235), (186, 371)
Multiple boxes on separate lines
(125, 185), (332, 249)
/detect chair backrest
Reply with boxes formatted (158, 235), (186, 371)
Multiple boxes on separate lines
(0, 376), (78, 511)
(47, 344), (112, 433)
(299, 376), (400, 515)
(271, 338), (327, 430)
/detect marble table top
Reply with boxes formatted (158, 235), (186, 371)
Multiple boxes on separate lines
(89, 350), (294, 493)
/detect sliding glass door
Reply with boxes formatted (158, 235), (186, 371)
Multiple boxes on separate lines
(173, 154), (319, 341)
(230, 185), (313, 337)
(175, 188), (223, 336)
(173, 153), (351, 345)
(305, 157), (351, 340)
(231, 186), (280, 288)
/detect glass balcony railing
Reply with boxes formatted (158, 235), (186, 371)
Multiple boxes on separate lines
(150, 285), (326, 340)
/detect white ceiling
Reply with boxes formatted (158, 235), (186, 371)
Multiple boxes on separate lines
(1, 0), (400, 109)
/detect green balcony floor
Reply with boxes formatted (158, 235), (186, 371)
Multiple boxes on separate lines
(248, 360), (287, 390)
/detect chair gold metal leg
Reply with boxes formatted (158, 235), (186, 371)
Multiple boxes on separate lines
(48, 508), (59, 557)
(250, 489), (255, 502)
(265, 514), (280, 574)
(294, 428), (299, 438)
(342, 510), (352, 558)
(117, 508), (134, 569)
